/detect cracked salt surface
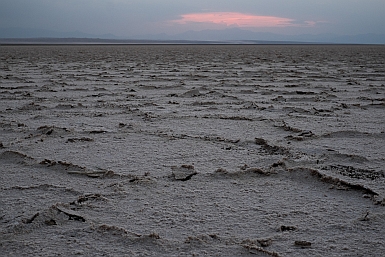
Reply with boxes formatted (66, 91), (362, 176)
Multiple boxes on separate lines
(1, 45), (384, 256)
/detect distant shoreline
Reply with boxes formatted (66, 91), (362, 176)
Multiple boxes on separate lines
(1, 37), (381, 45)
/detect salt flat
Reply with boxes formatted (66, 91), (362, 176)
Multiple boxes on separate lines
(1, 45), (385, 256)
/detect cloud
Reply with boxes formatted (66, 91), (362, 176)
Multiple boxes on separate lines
(171, 12), (296, 28)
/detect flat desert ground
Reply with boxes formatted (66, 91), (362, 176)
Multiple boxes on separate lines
(1, 45), (385, 256)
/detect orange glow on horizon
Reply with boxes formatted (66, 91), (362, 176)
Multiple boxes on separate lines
(172, 12), (296, 27)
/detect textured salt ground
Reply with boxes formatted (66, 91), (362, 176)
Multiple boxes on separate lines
(1, 45), (385, 256)
(1, 151), (384, 256)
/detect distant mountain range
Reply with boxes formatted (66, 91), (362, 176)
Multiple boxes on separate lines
(141, 28), (385, 44)
(1, 27), (384, 44)
(0, 27), (119, 40)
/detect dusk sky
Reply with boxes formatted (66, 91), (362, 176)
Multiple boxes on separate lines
(1, 0), (384, 38)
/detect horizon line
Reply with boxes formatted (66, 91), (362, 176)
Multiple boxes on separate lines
(1, 37), (383, 45)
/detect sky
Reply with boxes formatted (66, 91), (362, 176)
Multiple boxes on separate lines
(1, 0), (384, 38)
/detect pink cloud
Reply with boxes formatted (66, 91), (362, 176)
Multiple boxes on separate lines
(305, 21), (317, 26)
(172, 12), (295, 27)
